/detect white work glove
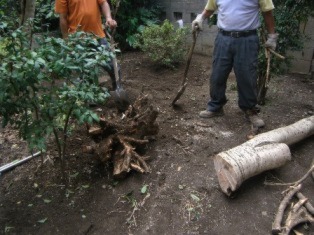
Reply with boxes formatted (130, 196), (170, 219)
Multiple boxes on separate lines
(265, 33), (278, 50)
(192, 14), (204, 32)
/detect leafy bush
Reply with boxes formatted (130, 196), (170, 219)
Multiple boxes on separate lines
(111, 0), (162, 50)
(35, 0), (60, 32)
(135, 20), (188, 68)
(0, 23), (112, 176)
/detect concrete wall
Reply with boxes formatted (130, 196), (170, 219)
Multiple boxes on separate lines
(159, 0), (314, 75)
(159, 0), (215, 56)
(287, 18), (314, 76)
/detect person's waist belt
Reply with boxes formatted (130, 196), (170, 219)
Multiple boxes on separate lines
(219, 29), (257, 38)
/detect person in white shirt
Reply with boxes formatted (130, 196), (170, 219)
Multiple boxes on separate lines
(192, 0), (278, 128)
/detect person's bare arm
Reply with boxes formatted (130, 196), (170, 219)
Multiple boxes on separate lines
(262, 10), (275, 34)
(201, 9), (215, 19)
(59, 13), (69, 39)
(263, 10), (278, 50)
(100, 1), (117, 29)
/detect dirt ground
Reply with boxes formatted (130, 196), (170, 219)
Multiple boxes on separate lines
(0, 51), (314, 235)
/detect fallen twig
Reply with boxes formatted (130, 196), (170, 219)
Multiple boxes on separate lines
(126, 193), (150, 227)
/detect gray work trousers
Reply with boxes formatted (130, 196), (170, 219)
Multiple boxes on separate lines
(207, 31), (259, 112)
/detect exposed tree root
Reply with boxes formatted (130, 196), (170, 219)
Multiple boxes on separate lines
(83, 94), (159, 178)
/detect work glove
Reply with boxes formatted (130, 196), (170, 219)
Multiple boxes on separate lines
(192, 14), (204, 32)
(265, 33), (278, 50)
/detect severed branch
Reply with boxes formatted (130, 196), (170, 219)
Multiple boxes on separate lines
(268, 48), (285, 60)
(296, 192), (314, 215)
(271, 165), (314, 234)
(281, 200), (314, 235)
(272, 184), (302, 234)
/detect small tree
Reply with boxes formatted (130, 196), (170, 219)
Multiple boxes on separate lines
(0, 22), (112, 179)
(135, 19), (188, 68)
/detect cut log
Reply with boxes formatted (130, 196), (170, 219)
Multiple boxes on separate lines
(214, 143), (291, 196)
(246, 116), (314, 146)
(214, 116), (314, 196)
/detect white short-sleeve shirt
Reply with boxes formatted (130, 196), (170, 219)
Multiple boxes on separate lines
(205, 0), (275, 31)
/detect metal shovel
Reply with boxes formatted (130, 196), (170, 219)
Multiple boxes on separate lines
(106, 30), (130, 110)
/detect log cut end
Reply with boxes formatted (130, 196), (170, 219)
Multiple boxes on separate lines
(213, 153), (239, 196)
(214, 143), (291, 196)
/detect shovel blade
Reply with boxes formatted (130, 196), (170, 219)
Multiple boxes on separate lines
(110, 88), (130, 111)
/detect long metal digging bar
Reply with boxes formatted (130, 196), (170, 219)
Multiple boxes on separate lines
(0, 151), (41, 176)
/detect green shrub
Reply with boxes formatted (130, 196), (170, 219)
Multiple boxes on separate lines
(135, 20), (188, 68)
(257, 0), (314, 104)
(112, 0), (162, 50)
(0, 23), (112, 177)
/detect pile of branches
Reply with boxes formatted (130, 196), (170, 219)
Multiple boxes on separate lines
(83, 94), (159, 178)
(271, 165), (314, 235)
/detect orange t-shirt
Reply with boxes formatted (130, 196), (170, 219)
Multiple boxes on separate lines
(55, 0), (106, 38)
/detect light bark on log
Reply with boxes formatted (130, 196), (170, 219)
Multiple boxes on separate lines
(246, 116), (314, 146)
(214, 116), (314, 196)
(214, 143), (291, 196)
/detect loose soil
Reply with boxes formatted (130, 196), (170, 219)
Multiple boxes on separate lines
(1, 51), (314, 235)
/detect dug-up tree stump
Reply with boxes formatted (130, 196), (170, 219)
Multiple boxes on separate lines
(214, 116), (314, 196)
(83, 94), (159, 178)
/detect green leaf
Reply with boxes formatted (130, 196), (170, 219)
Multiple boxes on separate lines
(43, 199), (51, 204)
(187, 207), (194, 212)
(90, 112), (99, 122)
(70, 172), (79, 178)
(5, 226), (14, 233)
(140, 184), (148, 194)
(190, 194), (200, 202)
(112, 181), (119, 186)
(37, 218), (48, 224)
(65, 189), (74, 198)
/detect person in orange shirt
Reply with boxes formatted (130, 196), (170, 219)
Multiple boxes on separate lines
(55, 0), (119, 90)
